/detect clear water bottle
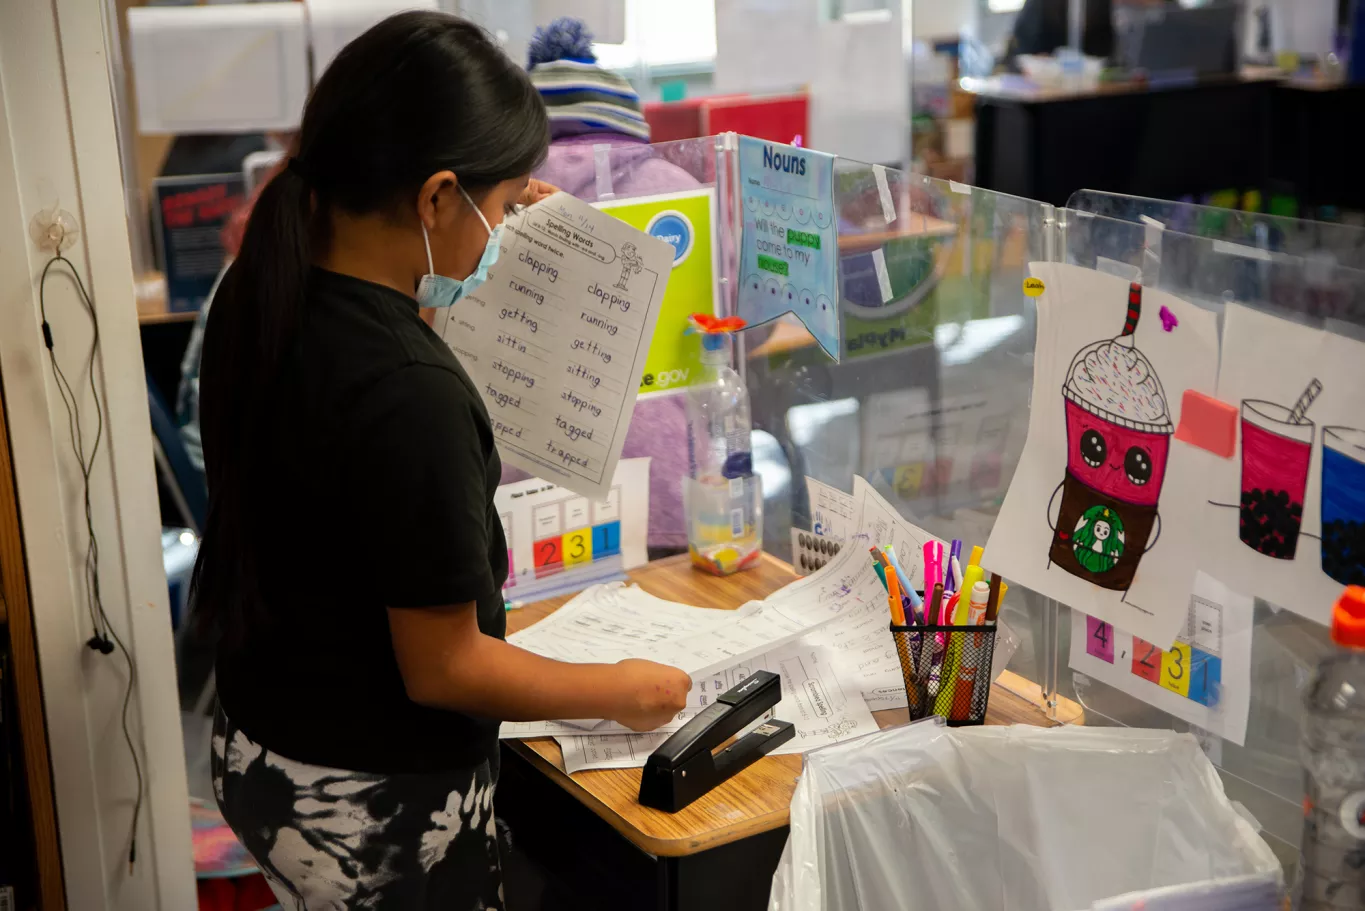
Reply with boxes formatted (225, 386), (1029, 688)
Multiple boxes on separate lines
(684, 328), (761, 575)
(1296, 586), (1365, 910)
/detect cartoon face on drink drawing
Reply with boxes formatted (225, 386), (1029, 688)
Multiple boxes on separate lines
(1048, 283), (1173, 593)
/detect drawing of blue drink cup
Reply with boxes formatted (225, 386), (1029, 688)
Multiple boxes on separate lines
(1321, 426), (1365, 585)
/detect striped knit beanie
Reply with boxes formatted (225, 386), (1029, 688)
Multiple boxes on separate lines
(527, 18), (650, 141)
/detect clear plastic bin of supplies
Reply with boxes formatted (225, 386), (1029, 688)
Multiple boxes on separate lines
(769, 722), (1282, 911)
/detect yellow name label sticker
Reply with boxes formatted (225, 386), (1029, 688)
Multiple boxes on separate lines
(1023, 277), (1046, 297)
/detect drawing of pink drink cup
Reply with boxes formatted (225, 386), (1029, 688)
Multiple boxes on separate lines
(1050, 283), (1173, 591)
(1238, 379), (1320, 560)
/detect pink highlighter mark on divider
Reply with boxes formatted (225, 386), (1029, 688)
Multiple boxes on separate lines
(1174, 390), (1239, 459)
(1158, 305), (1178, 332)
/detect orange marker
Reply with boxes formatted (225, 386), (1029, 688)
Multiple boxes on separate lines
(887, 570), (906, 626)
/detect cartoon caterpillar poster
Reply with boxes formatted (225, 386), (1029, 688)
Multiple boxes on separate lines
(1048, 283), (1172, 592)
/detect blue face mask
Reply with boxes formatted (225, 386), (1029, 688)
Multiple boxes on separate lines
(416, 186), (504, 308)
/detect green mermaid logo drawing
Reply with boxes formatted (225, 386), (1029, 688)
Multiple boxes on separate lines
(1072, 505), (1126, 574)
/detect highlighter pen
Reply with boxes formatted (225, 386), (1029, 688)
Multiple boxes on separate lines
(887, 571), (906, 626)
(868, 547), (890, 590)
(881, 549), (922, 625)
(883, 546), (922, 610)
(926, 581), (946, 692)
(929, 581), (944, 628)
(968, 544), (984, 568)
(922, 542), (940, 601)
(969, 575), (1005, 714)
(873, 561), (888, 592)
(934, 610), (966, 716)
(959, 564), (984, 609)
(986, 575), (1008, 625)
(949, 581), (991, 721)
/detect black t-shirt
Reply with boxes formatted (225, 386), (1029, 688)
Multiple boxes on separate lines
(215, 268), (508, 774)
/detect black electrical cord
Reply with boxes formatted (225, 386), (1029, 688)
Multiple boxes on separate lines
(38, 252), (143, 872)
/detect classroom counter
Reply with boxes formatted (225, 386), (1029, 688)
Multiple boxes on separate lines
(971, 72), (1277, 208)
(969, 70), (1365, 213)
(499, 553), (1069, 911)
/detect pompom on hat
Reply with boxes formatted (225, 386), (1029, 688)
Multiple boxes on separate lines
(527, 17), (650, 141)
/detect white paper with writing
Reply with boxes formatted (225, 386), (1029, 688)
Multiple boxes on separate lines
(502, 475), (946, 735)
(1068, 572), (1253, 746)
(555, 641), (877, 773)
(437, 192), (672, 500)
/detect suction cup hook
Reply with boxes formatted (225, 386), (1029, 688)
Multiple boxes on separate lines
(30, 204), (80, 253)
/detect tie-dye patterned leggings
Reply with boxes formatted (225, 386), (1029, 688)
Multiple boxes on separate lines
(212, 707), (504, 910)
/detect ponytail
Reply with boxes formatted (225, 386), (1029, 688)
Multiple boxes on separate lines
(192, 163), (313, 640)
(190, 11), (548, 643)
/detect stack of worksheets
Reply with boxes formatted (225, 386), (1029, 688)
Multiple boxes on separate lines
(502, 478), (951, 771)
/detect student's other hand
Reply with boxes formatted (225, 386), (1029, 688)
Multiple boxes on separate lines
(519, 179), (558, 208)
(611, 659), (692, 732)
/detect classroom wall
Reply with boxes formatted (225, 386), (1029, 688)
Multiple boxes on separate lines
(0, 1), (195, 907)
(912, 0), (975, 39)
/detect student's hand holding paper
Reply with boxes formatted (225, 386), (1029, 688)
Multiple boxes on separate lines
(612, 659), (692, 732)
(518, 178), (559, 207)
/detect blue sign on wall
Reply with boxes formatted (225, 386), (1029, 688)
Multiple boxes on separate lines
(736, 136), (840, 361)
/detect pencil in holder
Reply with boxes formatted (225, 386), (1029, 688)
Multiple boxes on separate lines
(890, 622), (998, 725)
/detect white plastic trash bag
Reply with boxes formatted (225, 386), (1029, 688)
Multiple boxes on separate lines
(770, 722), (1281, 911)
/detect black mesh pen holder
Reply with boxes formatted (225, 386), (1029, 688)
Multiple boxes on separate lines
(890, 622), (998, 725)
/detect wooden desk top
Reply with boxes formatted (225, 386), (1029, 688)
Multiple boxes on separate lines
(504, 553), (1060, 857)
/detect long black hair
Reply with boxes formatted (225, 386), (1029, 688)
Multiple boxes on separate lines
(191, 12), (549, 642)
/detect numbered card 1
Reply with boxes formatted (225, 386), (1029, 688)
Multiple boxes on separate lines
(495, 458), (650, 604)
(1067, 572), (1253, 747)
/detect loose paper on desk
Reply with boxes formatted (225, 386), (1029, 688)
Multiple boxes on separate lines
(1069, 571), (1253, 746)
(497, 458), (649, 605)
(502, 475), (941, 734)
(809, 477), (853, 541)
(737, 136), (841, 361)
(808, 477), (947, 710)
(1196, 305), (1365, 627)
(984, 264), (1219, 648)
(555, 641), (877, 773)
(437, 191), (672, 500)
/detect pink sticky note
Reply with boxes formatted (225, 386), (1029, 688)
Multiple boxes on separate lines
(1174, 390), (1238, 458)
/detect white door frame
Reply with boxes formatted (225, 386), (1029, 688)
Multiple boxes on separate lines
(0, 1), (195, 907)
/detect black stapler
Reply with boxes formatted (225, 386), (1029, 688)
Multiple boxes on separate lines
(638, 670), (795, 812)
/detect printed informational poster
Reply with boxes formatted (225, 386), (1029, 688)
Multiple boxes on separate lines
(1198, 306), (1365, 626)
(437, 192), (671, 500)
(984, 265), (1219, 648)
(737, 136), (841, 361)
(554, 641), (876, 773)
(596, 189), (718, 395)
(1069, 572), (1253, 746)
(151, 173), (245, 312)
(496, 458), (649, 605)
